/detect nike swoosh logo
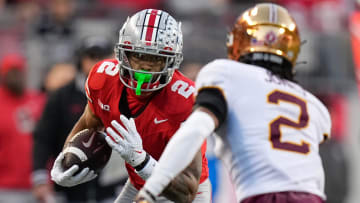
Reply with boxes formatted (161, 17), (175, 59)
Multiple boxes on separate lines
(154, 118), (168, 124)
(82, 133), (95, 148)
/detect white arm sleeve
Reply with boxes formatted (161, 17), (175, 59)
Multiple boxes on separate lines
(143, 110), (215, 196)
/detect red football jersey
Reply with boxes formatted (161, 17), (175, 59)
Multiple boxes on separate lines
(85, 59), (209, 189)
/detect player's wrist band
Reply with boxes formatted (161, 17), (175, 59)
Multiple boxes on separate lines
(135, 153), (157, 180)
(135, 153), (150, 171)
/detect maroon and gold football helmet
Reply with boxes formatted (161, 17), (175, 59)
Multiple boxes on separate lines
(227, 3), (301, 67)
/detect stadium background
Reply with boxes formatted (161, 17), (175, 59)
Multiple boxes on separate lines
(0, 0), (359, 202)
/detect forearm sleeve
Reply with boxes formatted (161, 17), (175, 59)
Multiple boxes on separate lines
(143, 111), (215, 196)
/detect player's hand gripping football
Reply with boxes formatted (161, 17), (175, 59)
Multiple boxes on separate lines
(106, 115), (146, 167)
(50, 152), (97, 187)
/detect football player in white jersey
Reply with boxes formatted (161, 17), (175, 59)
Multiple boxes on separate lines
(135, 3), (331, 203)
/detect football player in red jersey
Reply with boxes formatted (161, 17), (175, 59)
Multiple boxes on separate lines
(50, 9), (211, 203)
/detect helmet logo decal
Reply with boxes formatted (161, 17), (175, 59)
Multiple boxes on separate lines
(265, 31), (277, 45)
(141, 9), (162, 46)
(251, 37), (260, 45)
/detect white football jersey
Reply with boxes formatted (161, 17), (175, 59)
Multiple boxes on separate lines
(195, 59), (331, 202)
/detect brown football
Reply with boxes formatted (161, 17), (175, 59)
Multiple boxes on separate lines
(62, 129), (112, 174)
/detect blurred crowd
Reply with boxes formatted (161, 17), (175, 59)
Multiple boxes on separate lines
(0, 0), (359, 203)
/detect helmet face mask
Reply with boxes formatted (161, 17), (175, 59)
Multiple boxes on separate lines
(115, 9), (183, 95)
(227, 3), (301, 69)
(118, 51), (175, 95)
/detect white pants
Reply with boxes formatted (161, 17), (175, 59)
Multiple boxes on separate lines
(114, 178), (212, 203)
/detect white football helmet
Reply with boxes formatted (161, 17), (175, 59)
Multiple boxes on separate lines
(115, 9), (183, 95)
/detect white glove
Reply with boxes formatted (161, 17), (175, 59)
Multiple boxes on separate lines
(134, 188), (156, 203)
(50, 152), (97, 187)
(106, 115), (146, 167)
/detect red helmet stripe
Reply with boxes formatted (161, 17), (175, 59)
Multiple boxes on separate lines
(144, 9), (159, 44)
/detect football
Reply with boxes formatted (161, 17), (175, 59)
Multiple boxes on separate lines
(62, 129), (112, 174)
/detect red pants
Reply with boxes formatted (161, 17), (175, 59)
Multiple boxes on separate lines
(241, 191), (324, 203)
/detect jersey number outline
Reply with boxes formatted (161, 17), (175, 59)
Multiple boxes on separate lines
(171, 80), (195, 99)
(97, 61), (119, 76)
(267, 90), (310, 154)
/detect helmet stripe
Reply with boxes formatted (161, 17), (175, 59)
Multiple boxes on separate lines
(152, 12), (161, 42)
(269, 3), (278, 23)
(142, 9), (161, 45)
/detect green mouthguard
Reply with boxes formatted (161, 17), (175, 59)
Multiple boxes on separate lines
(134, 71), (152, 95)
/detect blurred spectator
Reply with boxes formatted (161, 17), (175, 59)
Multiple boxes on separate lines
(98, 0), (165, 11)
(166, 0), (228, 16)
(0, 1), (39, 60)
(272, 0), (355, 95)
(42, 63), (76, 92)
(32, 36), (126, 203)
(25, 0), (79, 90)
(16, 1), (41, 24)
(0, 53), (45, 203)
(278, 0), (349, 32)
(318, 94), (349, 203)
(350, 9), (360, 97)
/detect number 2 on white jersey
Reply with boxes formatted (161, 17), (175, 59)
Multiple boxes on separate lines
(267, 90), (310, 154)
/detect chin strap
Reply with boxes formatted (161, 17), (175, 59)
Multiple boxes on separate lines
(134, 71), (152, 95)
